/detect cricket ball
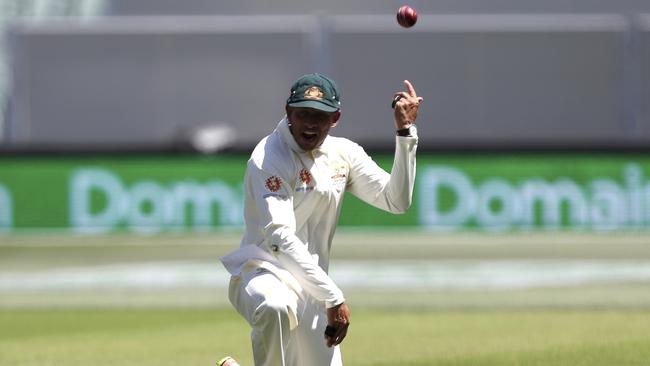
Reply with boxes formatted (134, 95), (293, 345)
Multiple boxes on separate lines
(397, 5), (417, 28)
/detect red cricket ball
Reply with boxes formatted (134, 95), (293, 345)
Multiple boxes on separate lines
(397, 5), (418, 28)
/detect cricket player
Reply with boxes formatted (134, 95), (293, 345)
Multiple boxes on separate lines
(220, 73), (422, 366)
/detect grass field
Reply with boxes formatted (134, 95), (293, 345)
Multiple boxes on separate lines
(1, 230), (650, 365)
(2, 308), (650, 366)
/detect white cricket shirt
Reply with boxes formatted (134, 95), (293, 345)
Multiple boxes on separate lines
(220, 117), (417, 308)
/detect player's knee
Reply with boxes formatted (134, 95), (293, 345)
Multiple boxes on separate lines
(252, 297), (291, 326)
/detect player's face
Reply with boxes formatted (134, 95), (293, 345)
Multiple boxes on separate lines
(286, 107), (340, 151)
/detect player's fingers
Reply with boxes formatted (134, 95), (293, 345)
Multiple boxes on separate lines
(325, 333), (335, 347)
(326, 324), (346, 347)
(392, 91), (412, 108)
(324, 325), (337, 347)
(326, 335), (335, 348)
(391, 94), (402, 109)
(404, 80), (417, 97)
(334, 324), (349, 345)
(408, 96), (423, 111)
(327, 324), (347, 346)
(395, 91), (410, 100)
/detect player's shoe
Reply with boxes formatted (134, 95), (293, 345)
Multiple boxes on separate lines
(217, 356), (241, 366)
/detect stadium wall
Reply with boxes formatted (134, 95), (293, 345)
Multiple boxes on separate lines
(5, 13), (650, 151)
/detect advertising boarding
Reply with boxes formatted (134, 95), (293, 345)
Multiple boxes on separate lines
(1, 154), (649, 232)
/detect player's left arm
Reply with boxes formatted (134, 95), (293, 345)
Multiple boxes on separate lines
(347, 80), (423, 213)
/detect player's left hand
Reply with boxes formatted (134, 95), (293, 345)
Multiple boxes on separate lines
(393, 80), (423, 129)
(325, 302), (351, 347)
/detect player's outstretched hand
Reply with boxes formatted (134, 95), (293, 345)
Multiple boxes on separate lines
(393, 80), (423, 130)
(325, 302), (351, 347)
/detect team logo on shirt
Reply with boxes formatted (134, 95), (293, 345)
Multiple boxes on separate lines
(265, 176), (282, 192)
(331, 163), (348, 191)
(299, 169), (312, 185)
(296, 169), (315, 192)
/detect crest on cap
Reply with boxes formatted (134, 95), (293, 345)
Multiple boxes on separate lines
(304, 86), (324, 100)
(286, 73), (341, 112)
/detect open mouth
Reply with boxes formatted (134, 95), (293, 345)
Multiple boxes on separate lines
(302, 131), (318, 142)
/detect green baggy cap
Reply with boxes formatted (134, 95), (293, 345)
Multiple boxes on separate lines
(286, 73), (341, 112)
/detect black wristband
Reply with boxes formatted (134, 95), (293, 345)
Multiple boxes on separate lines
(396, 126), (414, 137)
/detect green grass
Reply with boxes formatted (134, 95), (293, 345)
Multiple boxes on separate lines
(1, 308), (650, 366)
(0, 309), (240, 366)
(2, 231), (650, 365)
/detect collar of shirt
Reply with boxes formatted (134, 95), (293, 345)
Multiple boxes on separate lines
(277, 116), (331, 156)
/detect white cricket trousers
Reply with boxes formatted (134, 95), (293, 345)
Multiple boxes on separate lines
(228, 268), (343, 366)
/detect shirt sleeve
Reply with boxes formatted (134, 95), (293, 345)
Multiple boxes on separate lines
(246, 163), (345, 308)
(346, 135), (418, 213)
